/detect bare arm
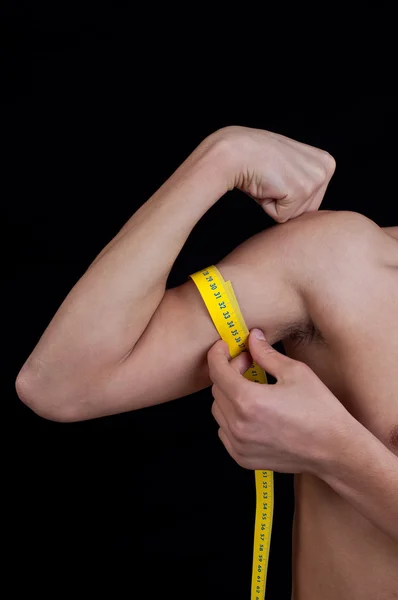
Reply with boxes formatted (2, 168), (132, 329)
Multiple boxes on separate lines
(17, 220), (308, 422)
(322, 421), (398, 542)
(383, 226), (398, 240)
(16, 127), (335, 422)
(16, 132), (231, 418)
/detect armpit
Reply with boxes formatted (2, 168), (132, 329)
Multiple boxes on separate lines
(388, 424), (398, 454)
(279, 318), (326, 349)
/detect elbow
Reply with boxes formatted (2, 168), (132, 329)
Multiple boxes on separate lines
(15, 362), (83, 423)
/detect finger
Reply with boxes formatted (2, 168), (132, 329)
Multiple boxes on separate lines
(218, 427), (246, 466)
(287, 180), (327, 219)
(261, 198), (290, 223)
(248, 329), (293, 380)
(212, 398), (233, 432)
(283, 194), (315, 220)
(229, 351), (253, 375)
(286, 187), (329, 222)
(207, 340), (252, 398)
(309, 182), (328, 212)
(265, 194), (314, 223)
(212, 378), (242, 420)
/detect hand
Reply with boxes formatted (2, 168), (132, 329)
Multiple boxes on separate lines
(213, 125), (336, 223)
(207, 328), (356, 475)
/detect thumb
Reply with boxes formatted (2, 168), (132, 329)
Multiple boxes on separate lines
(248, 329), (292, 380)
(259, 199), (290, 224)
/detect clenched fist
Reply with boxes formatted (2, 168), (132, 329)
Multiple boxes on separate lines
(209, 125), (336, 223)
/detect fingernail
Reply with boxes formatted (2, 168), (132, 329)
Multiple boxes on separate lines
(252, 328), (265, 340)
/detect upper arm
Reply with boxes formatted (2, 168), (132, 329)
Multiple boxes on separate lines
(23, 209), (368, 423)
(91, 222), (308, 419)
(114, 211), (398, 422)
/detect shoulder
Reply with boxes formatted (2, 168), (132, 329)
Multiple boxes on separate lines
(284, 211), (398, 340)
(280, 209), (383, 261)
(219, 210), (387, 295)
(278, 210), (396, 290)
(177, 210), (392, 347)
(214, 210), (378, 344)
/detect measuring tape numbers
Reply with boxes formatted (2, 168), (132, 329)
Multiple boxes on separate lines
(190, 265), (275, 600)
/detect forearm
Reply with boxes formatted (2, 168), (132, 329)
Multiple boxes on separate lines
(18, 134), (231, 398)
(320, 420), (398, 542)
(16, 126), (337, 422)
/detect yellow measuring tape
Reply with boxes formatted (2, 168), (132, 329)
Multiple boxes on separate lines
(190, 265), (274, 600)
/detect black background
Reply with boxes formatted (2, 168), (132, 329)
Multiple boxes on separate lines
(3, 5), (398, 599)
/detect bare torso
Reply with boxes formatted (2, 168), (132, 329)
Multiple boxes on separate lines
(285, 227), (398, 600)
(18, 200), (398, 599)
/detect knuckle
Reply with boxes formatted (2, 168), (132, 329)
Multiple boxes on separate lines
(258, 344), (276, 359)
(322, 150), (336, 176)
(211, 400), (217, 418)
(298, 178), (314, 198)
(240, 398), (257, 421)
(235, 393), (257, 423)
(230, 418), (247, 443)
(234, 391), (247, 414)
(314, 163), (328, 185)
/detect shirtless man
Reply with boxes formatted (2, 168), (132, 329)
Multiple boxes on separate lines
(16, 126), (398, 599)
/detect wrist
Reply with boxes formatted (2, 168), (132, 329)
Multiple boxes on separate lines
(311, 414), (366, 480)
(203, 127), (247, 192)
(160, 132), (233, 217)
(315, 413), (374, 487)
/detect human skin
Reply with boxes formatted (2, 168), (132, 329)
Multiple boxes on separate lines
(16, 127), (398, 599)
(15, 125), (335, 420)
